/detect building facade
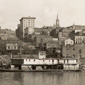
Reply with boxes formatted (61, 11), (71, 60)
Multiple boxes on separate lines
(64, 38), (74, 46)
(34, 28), (43, 35)
(20, 16), (36, 38)
(6, 40), (19, 54)
(62, 44), (85, 58)
(75, 36), (85, 44)
(24, 27), (34, 36)
(43, 42), (59, 49)
(35, 35), (52, 47)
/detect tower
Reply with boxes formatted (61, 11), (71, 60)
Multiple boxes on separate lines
(73, 23), (75, 30)
(56, 14), (59, 27)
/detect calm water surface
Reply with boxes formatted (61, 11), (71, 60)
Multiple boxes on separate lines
(0, 71), (85, 85)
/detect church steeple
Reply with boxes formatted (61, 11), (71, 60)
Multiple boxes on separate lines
(73, 23), (75, 30)
(57, 14), (59, 20)
(56, 14), (59, 27)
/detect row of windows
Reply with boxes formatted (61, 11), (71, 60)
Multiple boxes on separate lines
(23, 25), (34, 29)
(47, 44), (57, 47)
(23, 20), (34, 21)
(6, 46), (18, 50)
(24, 23), (34, 26)
(6, 44), (18, 46)
(75, 38), (84, 39)
(25, 59), (77, 63)
(75, 41), (84, 42)
(23, 22), (33, 25)
(23, 22), (34, 25)
(67, 48), (75, 50)
(37, 38), (52, 41)
(66, 54), (82, 58)
(66, 41), (73, 43)
(66, 48), (82, 52)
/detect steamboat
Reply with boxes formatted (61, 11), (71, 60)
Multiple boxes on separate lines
(0, 51), (81, 72)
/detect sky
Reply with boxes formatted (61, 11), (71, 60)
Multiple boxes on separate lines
(0, 0), (85, 30)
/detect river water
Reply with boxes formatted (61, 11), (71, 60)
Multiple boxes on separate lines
(0, 71), (85, 85)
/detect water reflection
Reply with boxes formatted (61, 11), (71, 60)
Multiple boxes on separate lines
(0, 71), (85, 85)
(13, 72), (24, 82)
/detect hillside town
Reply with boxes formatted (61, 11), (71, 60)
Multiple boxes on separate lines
(16, 15), (85, 59)
(0, 15), (85, 68)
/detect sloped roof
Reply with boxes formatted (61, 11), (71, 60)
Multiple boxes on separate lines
(34, 28), (43, 32)
(7, 35), (19, 41)
(68, 25), (85, 30)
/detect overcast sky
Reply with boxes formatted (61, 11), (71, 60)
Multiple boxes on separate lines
(0, 0), (85, 30)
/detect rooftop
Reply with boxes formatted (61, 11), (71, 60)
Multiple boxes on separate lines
(68, 24), (85, 30)
(20, 16), (36, 21)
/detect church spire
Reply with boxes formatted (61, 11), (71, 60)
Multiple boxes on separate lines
(73, 22), (75, 30)
(56, 14), (59, 27)
(57, 14), (59, 20)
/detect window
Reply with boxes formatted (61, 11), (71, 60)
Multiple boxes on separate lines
(67, 54), (68, 57)
(67, 48), (68, 50)
(73, 48), (75, 50)
(73, 54), (75, 58)
(79, 49), (81, 53)
(7, 46), (10, 50)
(14, 46), (16, 50)
(11, 46), (14, 50)
(80, 55), (82, 58)
(47, 44), (49, 46)
(14, 46), (18, 50)
(52, 60), (54, 62)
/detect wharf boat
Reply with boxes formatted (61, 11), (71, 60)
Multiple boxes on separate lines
(0, 51), (81, 72)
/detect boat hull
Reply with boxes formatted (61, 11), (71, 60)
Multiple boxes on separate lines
(0, 69), (81, 72)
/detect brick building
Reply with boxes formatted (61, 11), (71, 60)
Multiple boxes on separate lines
(42, 26), (54, 36)
(34, 28), (43, 35)
(59, 27), (73, 38)
(43, 41), (60, 54)
(62, 44), (85, 58)
(59, 37), (67, 45)
(34, 35), (52, 47)
(43, 41), (59, 49)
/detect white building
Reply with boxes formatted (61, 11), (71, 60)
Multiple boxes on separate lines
(6, 43), (18, 50)
(38, 51), (46, 59)
(20, 16), (36, 38)
(64, 38), (74, 46)
(75, 36), (85, 44)
(75, 30), (82, 33)
(52, 38), (58, 42)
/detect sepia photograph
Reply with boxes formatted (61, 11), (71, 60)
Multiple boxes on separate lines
(0, 0), (85, 85)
